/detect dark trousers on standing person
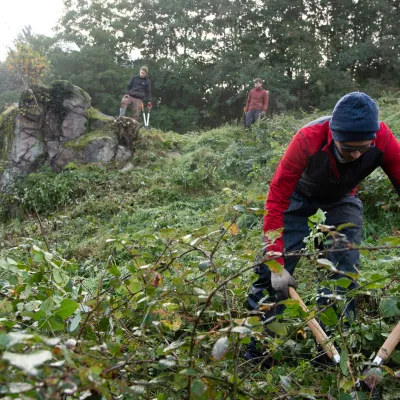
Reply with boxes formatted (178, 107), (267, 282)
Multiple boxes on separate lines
(245, 110), (262, 128)
(248, 192), (363, 323)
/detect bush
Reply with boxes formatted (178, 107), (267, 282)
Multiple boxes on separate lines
(2, 169), (100, 216)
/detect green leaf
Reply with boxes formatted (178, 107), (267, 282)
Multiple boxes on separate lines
(390, 350), (400, 364)
(198, 260), (212, 271)
(340, 350), (348, 375)
(53, 269), (66, 285)
(129, 279), (142, 293)
(231, 326), (252, 335)
(320, 307), (338, 326)
(191, 379), (206, 397)
(317, 258), (337, 271)
(3, 350), (52, 375)
(181, 234), (192, 243)
(40, 298), (54, 316)
(380, 297), (400, 318)
(267, 322), (287, 336)
(266, 259), (283, 274)
(69, 313), (81, 332)
(49, 315), (65, 331)
(279, 375), (292, 391)
(159, 228), (175, 238)
(164, 340), (185, 352)
(379, 236), (400, 246)
(33, 252), (45, 263)
(335, 277), (352, 288)
(179, 368), (198, 376)
(108, 265), (121, 277)
(54, 299), (79, 319)
(308, 208), (326, 224)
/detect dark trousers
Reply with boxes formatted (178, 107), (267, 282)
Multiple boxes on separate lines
(245, 110), (262, 128)
(248, 192), (363, 322)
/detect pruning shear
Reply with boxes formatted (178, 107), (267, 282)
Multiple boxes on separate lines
(142, 103), (150, 131)
(357, 320), (400, 397)
(289, 288), (400, 399)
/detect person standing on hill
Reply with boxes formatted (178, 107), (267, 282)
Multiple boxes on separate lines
(244, 78), (269, 128)
(119, 66), (152, 121)
(245, 92), (400, 363)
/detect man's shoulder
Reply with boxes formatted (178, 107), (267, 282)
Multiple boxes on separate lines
(375, 121), (394, 148)
(296, 117), (330, 151)
(303, 115), (331, 128)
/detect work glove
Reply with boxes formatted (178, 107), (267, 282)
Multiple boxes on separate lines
(271, 268), (298, 299)
(259, 111), (266, 118)
(124, 94), (130, 98)
(147, 102), (152, 110)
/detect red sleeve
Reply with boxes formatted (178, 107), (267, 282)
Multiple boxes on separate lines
(245, 90), (251, 112)
(380, 124), (400, 195)
(263, 132), (309, 264)
(263, 91), (269, 112)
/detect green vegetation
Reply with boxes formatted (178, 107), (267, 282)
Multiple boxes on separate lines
(1, 2), (400, 131)
(0, 97), (400, 399)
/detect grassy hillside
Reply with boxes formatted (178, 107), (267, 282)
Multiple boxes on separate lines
(0, 95), (400, 399)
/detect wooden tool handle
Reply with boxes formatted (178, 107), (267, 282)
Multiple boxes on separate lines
(289, 287), (341, 364)
(374, 321), (400, 365)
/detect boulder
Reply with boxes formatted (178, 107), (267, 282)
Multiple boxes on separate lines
(0, 81), (140, 187)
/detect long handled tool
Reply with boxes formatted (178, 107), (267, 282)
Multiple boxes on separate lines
(289, 287), (341, 364)
(142, 103), (150, 130)
(360, 320), (400, 393)
(373, 320), (400, 366)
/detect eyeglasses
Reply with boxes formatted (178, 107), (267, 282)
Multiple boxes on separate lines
(338, 143), (375, 154)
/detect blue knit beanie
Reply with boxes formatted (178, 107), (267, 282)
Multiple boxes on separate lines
(329, 92), (379, 142)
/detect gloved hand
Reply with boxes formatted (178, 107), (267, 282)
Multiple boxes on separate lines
(259, 111), (266, 118)
(124, 94), (130, 98)
(147, 102), (152, 110)
(271, 268), (298, 298)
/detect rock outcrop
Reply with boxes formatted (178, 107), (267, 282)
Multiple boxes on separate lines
(0, 81), (140, 188)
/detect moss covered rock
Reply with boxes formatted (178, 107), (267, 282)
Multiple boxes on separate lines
(0, 81), (136, 187)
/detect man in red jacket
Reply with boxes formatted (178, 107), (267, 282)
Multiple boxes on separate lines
(245, 92), (400, 363)
(244, 78), (269, 128)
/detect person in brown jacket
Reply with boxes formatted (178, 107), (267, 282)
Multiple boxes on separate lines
(244, 78), (269, 128)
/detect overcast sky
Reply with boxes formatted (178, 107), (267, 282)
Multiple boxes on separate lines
(0, 0), (64, 61)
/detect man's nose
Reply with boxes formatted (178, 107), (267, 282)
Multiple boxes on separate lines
(350, 150), (361, 159)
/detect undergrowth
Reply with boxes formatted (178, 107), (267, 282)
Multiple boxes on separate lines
(0, 95), (399, 399)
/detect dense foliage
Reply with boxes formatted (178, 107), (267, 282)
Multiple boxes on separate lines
(0, 95), (400, 398)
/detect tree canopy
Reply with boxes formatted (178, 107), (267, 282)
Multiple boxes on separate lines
(1, 0), (399, 131)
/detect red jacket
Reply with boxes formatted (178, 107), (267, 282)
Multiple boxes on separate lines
(245, 88), (269, 112)
(264, 116), (400, 264)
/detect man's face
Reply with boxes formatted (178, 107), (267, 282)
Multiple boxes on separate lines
(254, 81), (262, 89)
(334, 139), (374, 162)
(140, 69), (147, 78)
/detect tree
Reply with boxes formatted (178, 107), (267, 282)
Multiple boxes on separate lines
(6, 41), (51, 88)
